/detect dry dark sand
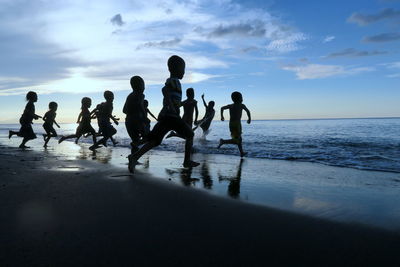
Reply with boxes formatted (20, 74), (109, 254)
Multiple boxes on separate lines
(1, 145), (400, 266)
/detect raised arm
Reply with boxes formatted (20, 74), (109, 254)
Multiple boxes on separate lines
(194, 102), (199, 123)
(220, 105), (229, 121)
(201, 94), (208, 108)
(54, 120), (60, 128)
(243, 104), (251, 124)
(147, 108), (158, 121)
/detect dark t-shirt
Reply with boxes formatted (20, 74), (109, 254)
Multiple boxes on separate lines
(20, 102), (35, 124)
(158, 78), (182, 119)
(98, 101), (113, 124)
(43, 110), (56, 126)
(123, 92), (145, 121)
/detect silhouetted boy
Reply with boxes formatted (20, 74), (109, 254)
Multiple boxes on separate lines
(128, 55), (199, 173)
(42, 101), (60, 147)
(166, 87), (198, 139)
(58, 97), (97, 145)
(123, 76), (146, 154)
(89, 91), (119, 150)
(193, 94), (215, 135)
(9, 91), (42, 148)
(218, 91), (251, 157)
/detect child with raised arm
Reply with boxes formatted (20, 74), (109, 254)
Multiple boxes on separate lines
(193, 94), (215, 135)
(89, 91), (119, 150)
(166, 87), (198, 139)
(217, 91), (251, 157)
(128, 55), (199, 173)
(42, 102), (60, 147)
(123, 76), (147, 154)
(9, 91), (42, 148)
(58, 97), (97, 145)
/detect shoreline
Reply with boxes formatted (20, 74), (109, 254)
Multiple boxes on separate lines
(1, 143), (400, 265)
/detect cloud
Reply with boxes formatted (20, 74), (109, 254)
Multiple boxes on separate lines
(110, 14), (125, 26)
(326, 48), (388, 58)
(362, 32), (400, 42)
(348, 8), (400, 26)
(323, 36), (335, 43)
(208, 21), (266, 38)
(0, 0), (306, 95)
(136, 38), (182, 50)
(282, 64), (375, 79)
(381, 61), (400, 78)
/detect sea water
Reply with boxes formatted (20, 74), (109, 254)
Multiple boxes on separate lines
(3, 117), (399, 172)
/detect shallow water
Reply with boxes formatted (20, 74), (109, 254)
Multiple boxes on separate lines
(2, 119), (400, 231)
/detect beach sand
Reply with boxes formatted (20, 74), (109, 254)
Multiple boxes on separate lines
(1, 142), (400, 266)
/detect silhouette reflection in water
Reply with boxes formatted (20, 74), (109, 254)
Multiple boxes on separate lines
(200, 162), (213, 189)
(218, 159), (244, 198)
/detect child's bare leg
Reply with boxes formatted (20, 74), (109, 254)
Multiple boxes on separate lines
(237, 139), (247, 157)
(128, 140), (157, 173)
(9, 130), (17, 139)
(183, 136), (199, 167)
(111, 137), (118, 146)
(218, 138), (238, 148)
(59, 134), (78, 144)
(19, 138), (30, 148)
(44, 136), (51, 147)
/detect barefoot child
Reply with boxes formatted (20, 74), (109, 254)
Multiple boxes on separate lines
(218, 91), (251, 157)
(128, 55), (199, 173)
(193, 94), (215, 135)
(166, 87), (198, 139)
(42, 102), (60, 147)
(89, 91), (119, 150)
(9, 91), (42, 148)
(58, 97), (97, 145)
(123, 76), (147, 154)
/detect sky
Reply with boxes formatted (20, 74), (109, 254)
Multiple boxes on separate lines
(0, 0), (399, 123)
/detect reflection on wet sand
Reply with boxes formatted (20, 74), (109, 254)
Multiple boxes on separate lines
(200, 162), (213, 189)
(77, 145), (112, 164)
(218, 159), (244, 198)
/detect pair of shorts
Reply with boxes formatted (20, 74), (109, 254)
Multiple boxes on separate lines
(148, 116), (194, 146)
(99, 122), (116, 138)
(17, 123), (36, 140)
(76, 123), (96, 136)
(43, 123), (57, 136)
(229, 121), (242, 140)
(125, 119), (145, 144)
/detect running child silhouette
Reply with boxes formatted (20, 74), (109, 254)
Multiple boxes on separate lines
(123, 76), (147, 154)
(9, 91), (42, 148)
(89, 91), (119, 150)
(218, 91), (251, 157)
(166, 87), (198, 139)
(193, 94), (215, 136)
(128, 55), (199, 173)
(58, 97), (97, 145)
(42, 102), (60, 147)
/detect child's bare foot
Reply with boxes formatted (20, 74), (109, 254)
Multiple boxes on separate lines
(217, 139), (223, 149)
(74, 139), (79, 144)
(43, 144), (48, 148)
(128, 154), (139, 173)
(58, 136), (65, 144)
(19, 144), (30, 149)
(8, 131), (13, 139)
(183, 160), (200, 168)
(240, 152), (247, 158)
(113, 141), (119, 147)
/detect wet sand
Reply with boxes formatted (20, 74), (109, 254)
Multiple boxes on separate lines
(1, 144), (400, 266)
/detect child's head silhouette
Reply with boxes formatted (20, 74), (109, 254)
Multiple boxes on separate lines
(130, 76), (144, 93)
(81, 97), (92, 109)
(231, 91), (243, 104)
(104, 90), (114, 102)
(49, 102), (58, 111)
(168, 55), (185, 79)
(144, 99), (149, 108)
(209, 101), (215, 108)
(186, 88), (194, 99)
(26, 91), (37, 102)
